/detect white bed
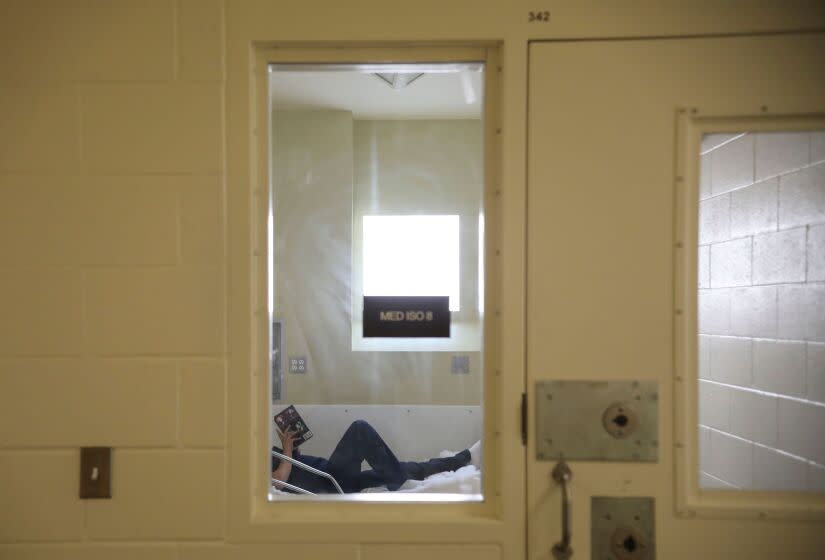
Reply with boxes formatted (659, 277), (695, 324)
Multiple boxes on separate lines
(270, 404), (483, 496)
(271, 451), (481, 495)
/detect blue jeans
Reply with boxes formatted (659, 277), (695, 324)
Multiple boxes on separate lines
(282, 420), (470, 493)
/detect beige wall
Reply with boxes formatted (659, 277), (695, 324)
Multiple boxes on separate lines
(0, 0), (228, 552)
(1, 0), (823, 558)
(273, 112), (483, 404)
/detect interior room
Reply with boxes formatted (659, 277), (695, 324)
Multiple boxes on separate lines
(267, 64), (486, 497)
(1, 3), (824, 559)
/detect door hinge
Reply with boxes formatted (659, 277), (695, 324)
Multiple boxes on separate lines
(521, 392), (527, 445)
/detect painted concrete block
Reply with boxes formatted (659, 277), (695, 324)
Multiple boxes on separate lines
(753, 340), (805, 397)
(700, 471), (736, 489)
(178, 0), (224, 81)
(711, 134), (754, 196)
(731, 286), (777, 338)
(180, 360), (226, 447)
(699, 425), (712, 472)
(699, 380), (730, 431)
(0, 0), (174, 82)
(809, 463), (825, 492)
(729, 388), (778, 447)
(85, 267), (224, 355)
(779, 162), (825, 229)
(0, 269), (82, 355)
(76, 177), (179, 265)
(180, 177), (223, 265)
(778, 399), (825, 465)
(807, 342), (825, 404)
(710, 237), (752, 288)
(0, 176), (80, 265)
(698, 335), (711, 379)
(752, 228), (806, 285)
(698, 245), (710, 289)
(699, 195), (730, 245)
(85, 451), (224, 539)
(755, 131), (810, 181)
(0, 545), (177, 560)
(709, 336), (752, 387)
(0, 452), (83, 541)
(753, 445), (807, 491)
(811, 131), (825, 163)
(81, 85), (221, 174)
(808, 224), (825, 282)
(708, 430), (753, 489)
(0, 359), (177, 447)
(700, 153), (712, 200)
(778, 284), (825, 342)
(730, 177), (778, 239)
(701, 133), (740, 154)
(699, 289), (731, 335)
(0, 87), (79, 172)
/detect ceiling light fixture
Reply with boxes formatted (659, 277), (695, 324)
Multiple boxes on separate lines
(373, 72), (425, 90)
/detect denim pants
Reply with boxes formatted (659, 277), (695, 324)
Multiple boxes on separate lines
(287, 420), (470, 493)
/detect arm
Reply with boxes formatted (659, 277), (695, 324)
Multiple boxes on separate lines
(272, 427), (297, 484)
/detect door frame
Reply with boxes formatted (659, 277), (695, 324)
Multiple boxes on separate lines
(226, 42), (528, 556)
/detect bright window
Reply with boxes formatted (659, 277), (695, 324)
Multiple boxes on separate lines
(363, 215), (460, 311)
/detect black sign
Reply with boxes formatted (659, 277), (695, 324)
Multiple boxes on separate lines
(363, 296), (450, 338)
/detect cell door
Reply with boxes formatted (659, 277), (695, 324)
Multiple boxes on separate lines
(527, 34), (825, 559)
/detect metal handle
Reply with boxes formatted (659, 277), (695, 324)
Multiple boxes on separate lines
(271, 477), (316, 495)
(271, 450), (345, 494)
(551, 460), (573, 560)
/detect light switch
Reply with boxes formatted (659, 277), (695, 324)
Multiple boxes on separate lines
(80, 447), (111, 499)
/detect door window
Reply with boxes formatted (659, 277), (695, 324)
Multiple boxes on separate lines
(698, 130), (825, 491)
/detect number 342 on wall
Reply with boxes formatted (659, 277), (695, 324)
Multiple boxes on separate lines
(528, 11), (550, 22)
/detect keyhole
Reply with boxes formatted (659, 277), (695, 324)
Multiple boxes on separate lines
(613, 414), (629, 427)
(623, 536), (637, 553)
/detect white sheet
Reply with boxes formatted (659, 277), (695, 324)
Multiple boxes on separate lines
(271, 450), (481, 495)
(362, 465), (480, 494)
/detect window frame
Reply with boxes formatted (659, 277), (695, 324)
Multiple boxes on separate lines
(227, 44), (506, 540)
(673, 110), (825, 520)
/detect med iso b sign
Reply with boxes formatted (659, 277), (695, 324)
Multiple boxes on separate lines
(363, 296), (450, 338)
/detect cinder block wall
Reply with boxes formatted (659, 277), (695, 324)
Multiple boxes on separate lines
(0, 0), (233, 556)
(698, 131), (825, 490)
(0, 4), (498, 558)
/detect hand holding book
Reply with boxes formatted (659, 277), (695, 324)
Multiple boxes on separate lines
(273, 405), (313, 447)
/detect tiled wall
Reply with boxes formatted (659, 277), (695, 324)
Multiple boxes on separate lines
(698, 131), (825, 491)
(0, 0), (230, 554)
(0, 3), (503, 558)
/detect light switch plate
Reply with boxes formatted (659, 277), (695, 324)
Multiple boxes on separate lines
(535, 380), (658, 461)
(80, 447), (111, 499)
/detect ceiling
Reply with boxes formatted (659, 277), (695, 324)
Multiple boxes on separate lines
(268, 70), (483, 119)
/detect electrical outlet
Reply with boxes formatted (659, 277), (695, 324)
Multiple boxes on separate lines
(451, 354), (470, 374)
(289, 356), (308, 373)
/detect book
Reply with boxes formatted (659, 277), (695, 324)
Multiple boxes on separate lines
(273, 405), (313, 447)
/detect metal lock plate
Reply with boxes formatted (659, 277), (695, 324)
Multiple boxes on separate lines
(592, 497), (655, 560)
(535, 380), (658, 461)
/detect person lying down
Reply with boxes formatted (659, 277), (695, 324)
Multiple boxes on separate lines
(272, 419), (481, 494)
